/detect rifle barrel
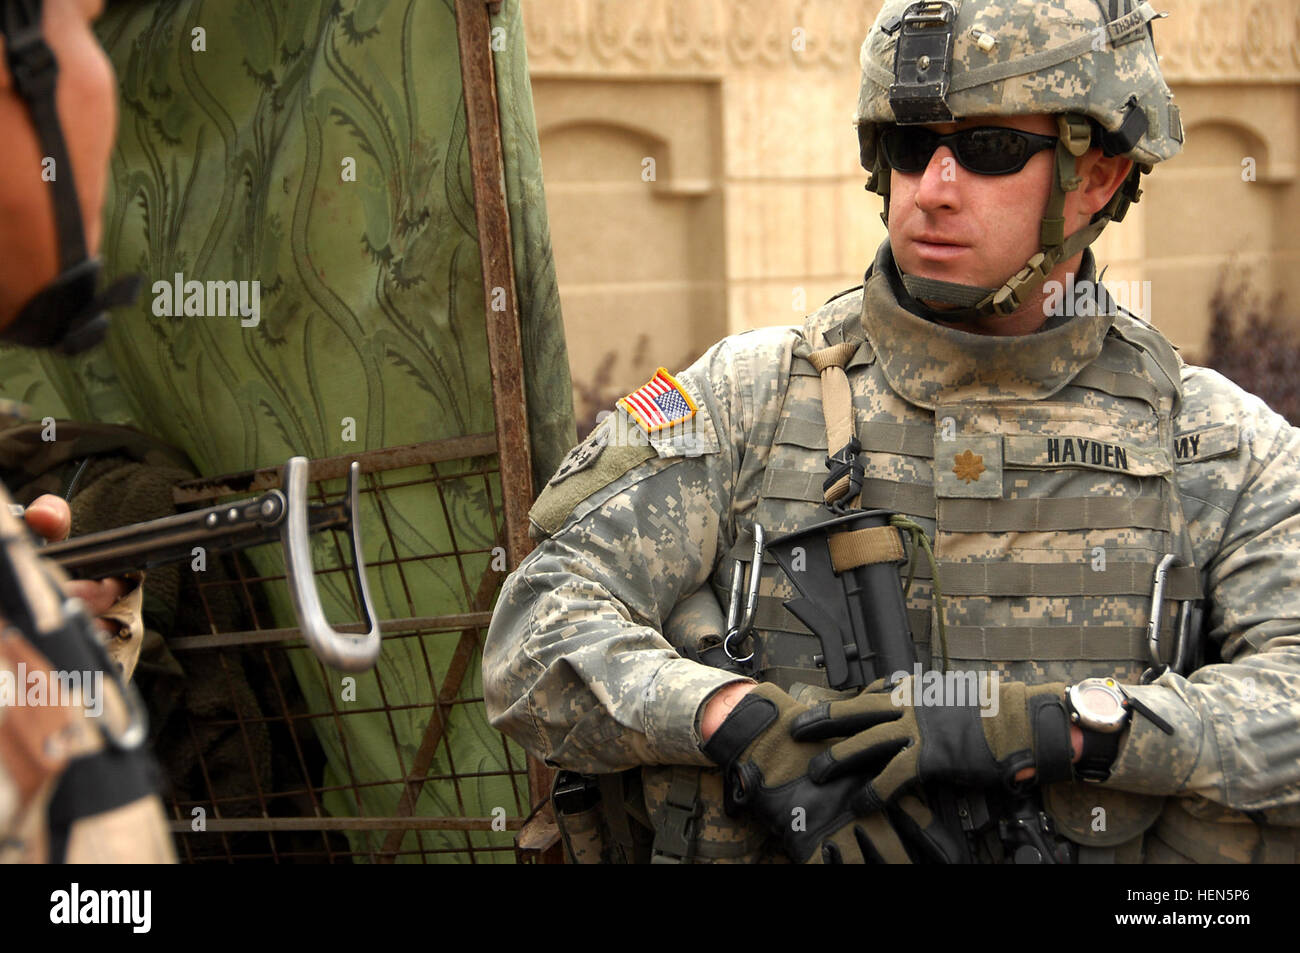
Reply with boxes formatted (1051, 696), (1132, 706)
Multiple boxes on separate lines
(41, 491), (348, 579)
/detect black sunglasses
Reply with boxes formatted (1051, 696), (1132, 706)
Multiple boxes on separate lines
(879, 125), (1060, 176)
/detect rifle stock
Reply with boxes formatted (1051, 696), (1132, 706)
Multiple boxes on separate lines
(766, 510), (1069, 864)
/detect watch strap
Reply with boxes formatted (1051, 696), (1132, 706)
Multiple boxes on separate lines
(1074, 726), (1123, 783)
(1027, 693), (1074, 786)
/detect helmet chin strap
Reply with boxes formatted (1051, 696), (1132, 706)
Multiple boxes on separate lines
(0, 0), (140, 354)
(872, 114), (1142, 325)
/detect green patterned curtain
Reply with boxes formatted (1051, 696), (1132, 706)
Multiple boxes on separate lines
(0, 0), (574, 861)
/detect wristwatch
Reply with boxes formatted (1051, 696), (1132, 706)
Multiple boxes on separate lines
(1065, 677), (1131, 782)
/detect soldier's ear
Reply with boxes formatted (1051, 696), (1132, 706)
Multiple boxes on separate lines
(1078, 153), (1134, 216)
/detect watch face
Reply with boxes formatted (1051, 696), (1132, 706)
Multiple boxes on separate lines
(1079, 684), (1123, 718)
(1071, 679), (1129, 732)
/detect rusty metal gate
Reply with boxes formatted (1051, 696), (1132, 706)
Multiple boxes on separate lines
(154, 438), (535, 862)
(126, 0), (562, 863)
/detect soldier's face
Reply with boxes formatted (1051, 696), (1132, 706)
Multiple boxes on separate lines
(887, 113), (1093, 325)
(0, 0), (116, 331)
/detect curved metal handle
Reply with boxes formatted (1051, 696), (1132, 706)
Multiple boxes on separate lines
(280, 457), (381, 671)
(1144, 553), (1179, 669)
(1143, 553), (1199, 684)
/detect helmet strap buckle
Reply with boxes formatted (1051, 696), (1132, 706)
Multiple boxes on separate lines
(1055, 114), (1092, 193)
(992, 252), (1053, 315)
(1058, 114), (1093, 158)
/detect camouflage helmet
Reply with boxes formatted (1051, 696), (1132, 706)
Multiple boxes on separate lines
(856, 0), (1184, 320)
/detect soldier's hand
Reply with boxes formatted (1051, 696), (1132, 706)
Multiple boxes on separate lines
(24, 494), (129, 632)
(811, 793), (973, 864)
(702, 682), (913, 863)
(791, 677), (1075, 808)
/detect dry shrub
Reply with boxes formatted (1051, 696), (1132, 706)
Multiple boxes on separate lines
(1204, 272), (1300, 426)
(571, 335), (702, 438)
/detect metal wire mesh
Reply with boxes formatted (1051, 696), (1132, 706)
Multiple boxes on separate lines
(154, 438), (530, 863)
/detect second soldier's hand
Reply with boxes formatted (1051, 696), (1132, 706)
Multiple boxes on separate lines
(24, 494), (129, 631)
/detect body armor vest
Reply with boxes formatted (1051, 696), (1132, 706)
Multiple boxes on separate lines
(693, 269), (1200, 861)
(573, 264), (1300, 864)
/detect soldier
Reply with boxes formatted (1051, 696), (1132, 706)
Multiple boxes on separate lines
(485, 0), (1300, 864)
(0, 0), (173, 862)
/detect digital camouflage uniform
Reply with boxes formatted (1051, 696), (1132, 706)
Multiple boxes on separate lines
(486, 242), (1300, 863)
(485, 0), (1300, 863)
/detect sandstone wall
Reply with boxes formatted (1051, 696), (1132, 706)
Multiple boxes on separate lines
(523, 0), (1300, 416)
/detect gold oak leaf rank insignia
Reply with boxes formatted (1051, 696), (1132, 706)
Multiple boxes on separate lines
(953, 450), (986, 484)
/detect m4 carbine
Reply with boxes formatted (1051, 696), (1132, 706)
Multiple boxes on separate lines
(763, 509), (1071, 864)
(38, 456), (381, 673)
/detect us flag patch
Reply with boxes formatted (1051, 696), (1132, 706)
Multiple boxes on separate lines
(618, 368), (698, 433)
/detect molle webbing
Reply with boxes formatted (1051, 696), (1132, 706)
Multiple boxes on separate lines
(941, 625), (1152, 662)
(1069, 363), (1162, 410)
(776, 415), (933, 457)
(751, 594), (930, 639)
(749, 605), (1151, 666)
(753, 664), (837, 690)
(762, 466), (937, 516)
(937, 497), (1170, 532)
(907, 560), (1200, 600)
(597, 772), (652, 863)
(649, 766), (702, 864)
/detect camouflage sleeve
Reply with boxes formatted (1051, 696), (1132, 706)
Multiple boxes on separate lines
(1105, 366), (1300, 818)
(484, 331), (798, 775)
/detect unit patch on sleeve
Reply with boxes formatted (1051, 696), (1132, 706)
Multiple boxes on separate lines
(618, 368), (698, 433)
(547, 426), (607, 487)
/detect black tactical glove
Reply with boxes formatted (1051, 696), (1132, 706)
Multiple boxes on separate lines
(819, 792), (977, 864)
(702, 682), (914, 863)
(791, 677), (1074, 809)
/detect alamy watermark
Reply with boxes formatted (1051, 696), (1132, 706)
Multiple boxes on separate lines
(50, 883), (151, 933)
(890, 664), (1000, 717)
(0, 664), (104, 717)
(1042, 276), (1151, 319)
(594, 408), (710, 453)
(151, 272), (260, 327)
